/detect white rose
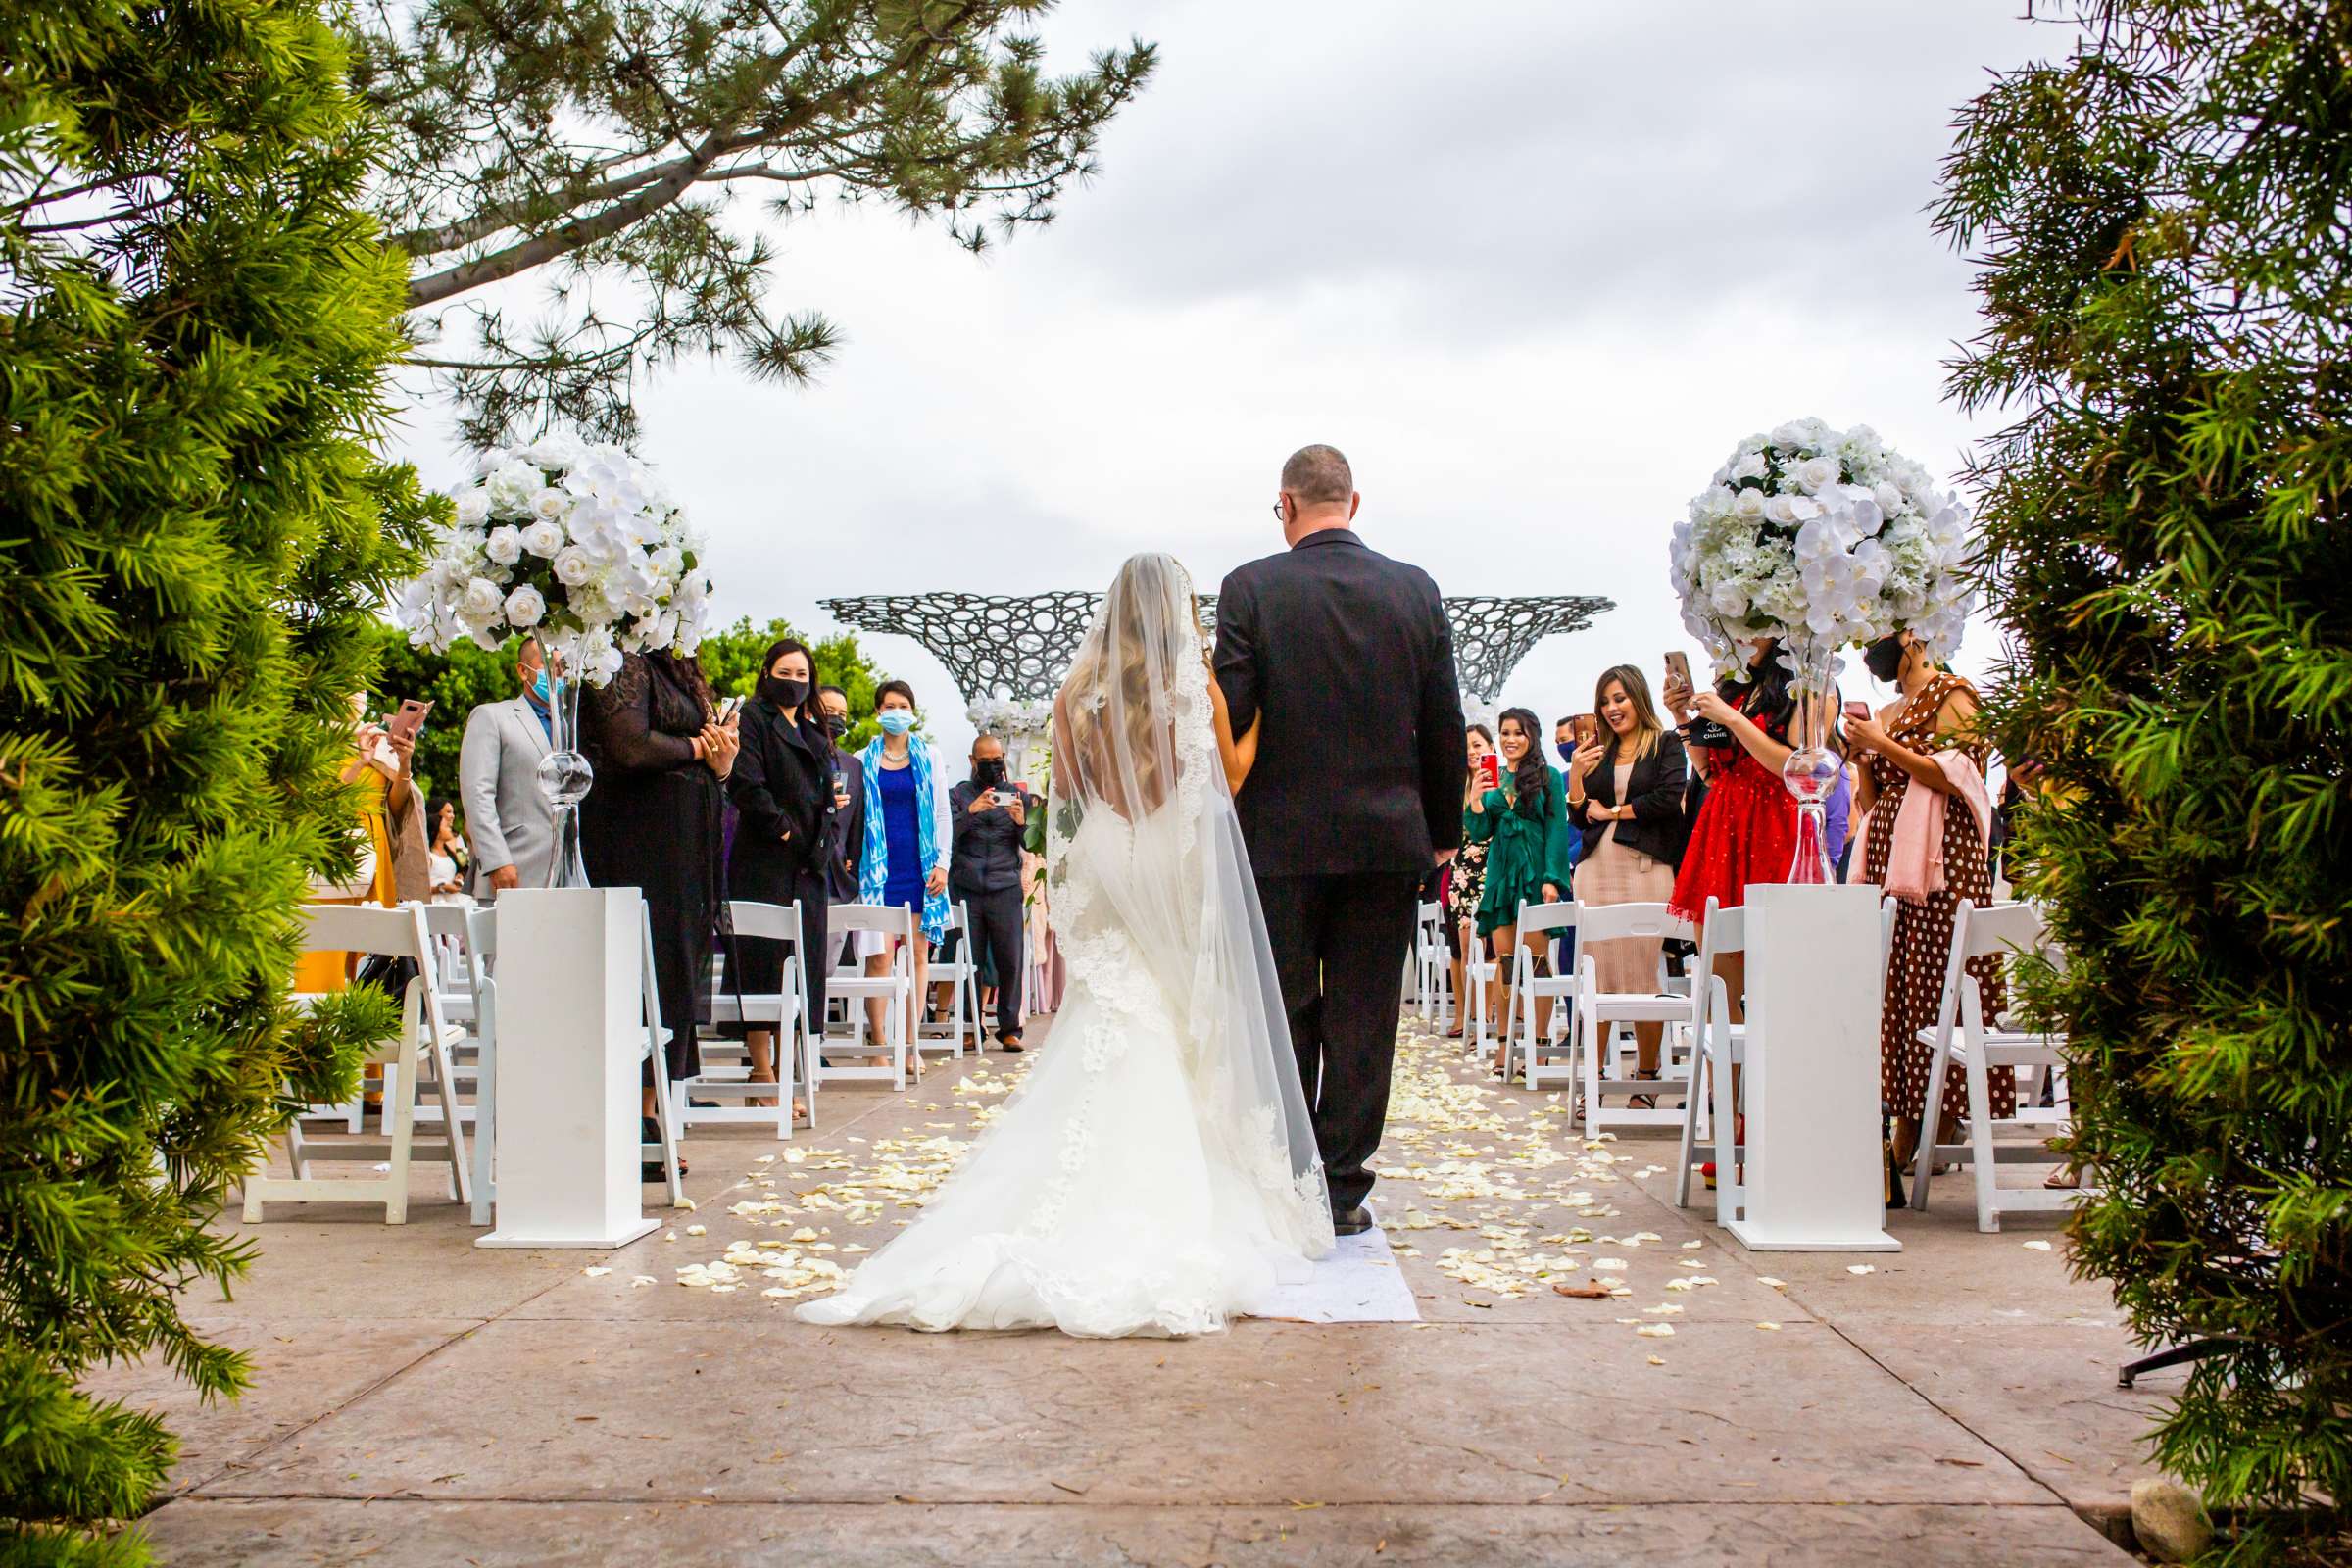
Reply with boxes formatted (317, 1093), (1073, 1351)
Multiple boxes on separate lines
(1795, 454), (1841, 493)
(528, 487), (569, 523)
(461, 575), (505, 621)
(454, 488), (492, 527)
(553, 546), (595, 587)
(1764, 494), (1799, 525)
(485, 461), (542, 515)
(503, 583), (547, 628)
(484, 525), (523, 565)
(519, 519), (565, 558)
(1733, 489), (1767, 520)
(1732, 451), (1768, 482)
(520, 433), (581, 471)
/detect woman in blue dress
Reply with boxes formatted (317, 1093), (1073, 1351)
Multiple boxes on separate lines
(857, 680), (948, 1066)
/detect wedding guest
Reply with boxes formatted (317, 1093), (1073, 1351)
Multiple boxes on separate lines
(1465, 706), (1577, 1073)
(948, 732), (1031, 1051)
(1848, 629), (2011, 1177)
(815, 684), (868, 977)
(1446, 723), (1497, 1041)
(1827, 762), (1855, 881)
(1663, 638), (1799, 1023)
(857, 680), (947, 1065)
(724, 638), (836, 1111)
(1565, 665), (1688, 1102)
(426, 797), (468, 896)
(459, 637), (558, 898)
(581, 649), (737, 1166)
(373, 705), (432, 904)
(296, 696), (410, 995)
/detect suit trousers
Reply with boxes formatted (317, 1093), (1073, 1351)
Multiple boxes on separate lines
(952, 883), (1027, 1042)
(1253, 871), (1422, 1213)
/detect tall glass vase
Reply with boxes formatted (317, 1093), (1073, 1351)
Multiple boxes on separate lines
(537, 671), (595, 889)
(1780, 643), (1841, 886)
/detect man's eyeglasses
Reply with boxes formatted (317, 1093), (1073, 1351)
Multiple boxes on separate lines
(1270, 493), (1289, 521)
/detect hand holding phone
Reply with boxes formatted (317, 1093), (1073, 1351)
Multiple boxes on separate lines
(1477, 753), (1501, 792)
(1843, 699), (1872, 723)
(1574, 713), (1599, 746)
(387, 698), (432, 743)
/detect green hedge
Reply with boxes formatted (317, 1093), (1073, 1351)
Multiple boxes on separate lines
(0, 1), (432, 1559)
(1938, 4), (2352, 1558)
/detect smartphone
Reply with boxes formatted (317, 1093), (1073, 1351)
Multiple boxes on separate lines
(1843, 699), (1872, 723)
(1573, 713), (1599, 746)
(717, 696), (744, 722)
(386, 699), (432, 742)
(1477, 753), (1501, 791)
(1664, 650), (1692, 694)
(993, 787), (1017, 808)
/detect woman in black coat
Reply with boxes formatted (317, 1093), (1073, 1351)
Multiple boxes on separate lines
(1563, 664), (1690, 1102)
(723, 637), (838, 1110)
(580, 648), (737, 1156)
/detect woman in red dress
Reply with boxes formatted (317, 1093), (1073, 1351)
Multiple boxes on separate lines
(1663, 638), (1799, 1022)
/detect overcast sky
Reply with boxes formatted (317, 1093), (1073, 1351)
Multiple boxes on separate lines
(392, 1), (2068, 762)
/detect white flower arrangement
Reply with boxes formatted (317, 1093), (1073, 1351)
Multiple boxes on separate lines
(395, 433), (712, 686)
(1670, 417), (1976, 685)
(967, 697), (1056, 739)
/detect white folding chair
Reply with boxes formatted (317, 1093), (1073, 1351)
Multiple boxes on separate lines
(415, 901), (487, 1141)
(686, 900), (808, 1139)
(1413, 901), (1451, 1028)
(819, 904), (916, 1089)
(1909, 901), (2083, 1231)
(244, 904), (470, 1224)
(1673, 898), (1749, 1224)
(1464, 917), (1499, 1056)
(636, 908), (686, 1208)
(924, 901), (982, 1058)
(1572, 902), (1697, 1135)
(1501, 900), (1579, 1088)
(417, 901), (502, 1225)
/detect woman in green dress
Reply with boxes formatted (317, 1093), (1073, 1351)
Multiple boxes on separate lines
(1465, 706), (1578, 1073)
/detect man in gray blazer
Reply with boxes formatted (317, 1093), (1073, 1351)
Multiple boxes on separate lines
(460, 638), (558, 898)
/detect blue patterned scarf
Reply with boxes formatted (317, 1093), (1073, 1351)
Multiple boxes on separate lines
(858, 734), (947, 942)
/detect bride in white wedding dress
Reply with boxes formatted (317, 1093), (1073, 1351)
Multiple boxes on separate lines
(795, 554), (1335, 1337)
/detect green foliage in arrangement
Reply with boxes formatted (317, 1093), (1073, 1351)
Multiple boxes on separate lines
(1937, 4), (2352, 1558)
(0, 3), (431, 1560)
(350, 0), (1156, 446)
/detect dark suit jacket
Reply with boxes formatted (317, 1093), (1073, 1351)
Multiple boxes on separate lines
(826, 746), (865, 902)
(1214, 529), (1465, 877)
(725, 698), (837, 902)
(1566, 731), (1690, 867)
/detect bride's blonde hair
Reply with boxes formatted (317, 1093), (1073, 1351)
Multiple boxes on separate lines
(1062, 553), (1202, 813)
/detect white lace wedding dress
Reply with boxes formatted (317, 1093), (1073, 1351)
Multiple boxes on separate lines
(796, 556), (1334, 1337)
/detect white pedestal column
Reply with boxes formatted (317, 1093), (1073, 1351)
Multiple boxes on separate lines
(476, 887), (660, 1250)
(1725, 882), (1901, 1253)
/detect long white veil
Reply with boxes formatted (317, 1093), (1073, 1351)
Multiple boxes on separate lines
(1048, 554), (1334, 1256)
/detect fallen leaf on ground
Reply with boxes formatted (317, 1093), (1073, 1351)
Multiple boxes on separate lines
(1845, 1264), (1875, 1275)
(1552, 1282), (1611, 1299)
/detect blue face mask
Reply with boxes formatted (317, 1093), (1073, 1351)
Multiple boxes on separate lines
(1557, 743), (1576, 768)
(877, 710), (916, 736)
(530, 669), (552, 705)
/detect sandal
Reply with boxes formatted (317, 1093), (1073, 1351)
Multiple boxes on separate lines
(1628, 1068), (1662, 1112)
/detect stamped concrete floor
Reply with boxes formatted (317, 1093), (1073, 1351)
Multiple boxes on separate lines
(102, 1013), (2170, 1566)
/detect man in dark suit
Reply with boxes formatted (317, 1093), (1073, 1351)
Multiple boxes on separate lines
(1214, 444), (1465, 1236)
(816, 685), (866, 972)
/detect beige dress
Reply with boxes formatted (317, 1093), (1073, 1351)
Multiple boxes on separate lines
(1572, 761), (1678, 993)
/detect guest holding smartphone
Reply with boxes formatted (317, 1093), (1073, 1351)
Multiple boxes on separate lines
(1446, 723), (1498, 1040)
(1848, 629), (2011, 1178)
(724, 638), (835, 1113)
(947, 733), (1031, 1052)
(1662, 638), (1799, 1022)
(1464, 706), (1577, 1073)
(1566, 666), (1688, 1102)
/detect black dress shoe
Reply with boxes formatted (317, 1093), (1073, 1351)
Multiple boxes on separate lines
(1333, 1206), (1374, 1236)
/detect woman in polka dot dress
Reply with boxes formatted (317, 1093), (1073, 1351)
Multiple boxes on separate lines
(1849, 631), (2010, 1173)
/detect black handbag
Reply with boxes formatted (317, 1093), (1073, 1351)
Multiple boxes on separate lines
(352, 951), (419, 1003)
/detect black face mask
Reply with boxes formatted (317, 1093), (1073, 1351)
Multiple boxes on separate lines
(821, 712), (849, 741)
(1863, 636), (1905, 684)
(973, 758), (1007, 788)
(759, 676), (810, 710)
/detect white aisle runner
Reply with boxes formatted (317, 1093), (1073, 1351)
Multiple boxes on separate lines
(1243, 1223), (1421, 1324)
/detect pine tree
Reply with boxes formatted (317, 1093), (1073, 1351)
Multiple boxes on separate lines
(1937, 3), (2352, 1556)
(352, 0), (1156, 446)
(0, 3), (433, 1559)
